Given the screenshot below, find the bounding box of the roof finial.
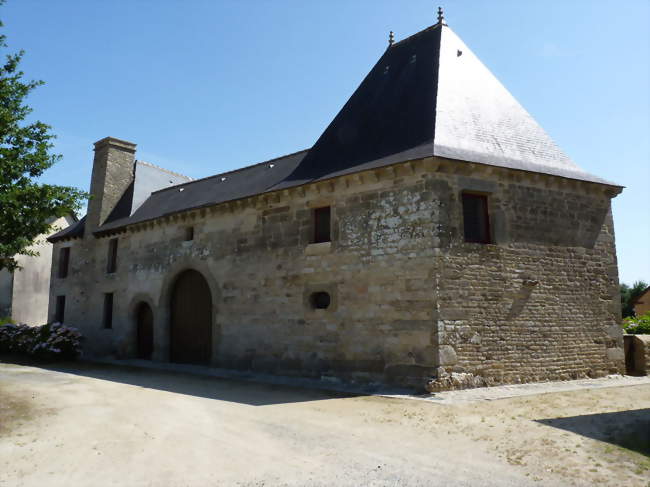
[437,6,446,25]
[388,30,394,47]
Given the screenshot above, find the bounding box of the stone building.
[48,14,625,388]
[0,215,76,325]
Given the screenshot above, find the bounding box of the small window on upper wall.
[107,238,118,273]
[55,295,66,323]
[184,226,194,241]
[103,293,114,329]
[462,193,491,244]
[313,206,331,243]
[58,247,70,279]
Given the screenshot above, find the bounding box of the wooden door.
[170,270,212,365]
[136,302,154,360]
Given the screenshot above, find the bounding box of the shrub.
[0,322,82,360]
[0,316,14,325]
[623,313,650,335]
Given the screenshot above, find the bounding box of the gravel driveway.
[1,361,648,487]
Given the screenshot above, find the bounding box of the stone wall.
[49,157,624,388]
[624,334,650,376]
[433,175,623,383]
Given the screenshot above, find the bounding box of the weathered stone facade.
[48,17,626,390]
[49,155,624,388]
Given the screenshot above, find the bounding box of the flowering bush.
[623,313,650,335]
[0,322,82,359]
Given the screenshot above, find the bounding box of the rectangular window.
[103,293,114,329]
[55,295,66,323]
[58,247,70,279]
[106,238,118,273]
[184,226,194,241]
[462,193,491,244]
[313,206,331,243]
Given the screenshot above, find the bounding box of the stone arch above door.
[158,259,221,366]
[169,269,212,364]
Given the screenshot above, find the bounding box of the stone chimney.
[86,137,137,234]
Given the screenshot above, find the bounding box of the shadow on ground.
[0,356,360,407]
[537,409,650,457]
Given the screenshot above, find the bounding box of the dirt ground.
[0,362,648,487]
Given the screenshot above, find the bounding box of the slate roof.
[48,215,86,242]
[276,23,615,188]
[95,149,309,235]
[50,20,619,242]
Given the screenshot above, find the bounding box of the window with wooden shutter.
[462,193,491,244]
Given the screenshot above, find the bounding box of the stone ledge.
[305,241,332,256]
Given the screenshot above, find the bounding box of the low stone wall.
[624,334,650,376]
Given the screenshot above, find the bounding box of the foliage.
[0,2,86,272]
[0,316,13,325]
[0,322,82,359]
[620,280,648,318]
[623,313,650,335]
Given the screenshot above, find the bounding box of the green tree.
[620,280,648,319]
[0,2,86,272]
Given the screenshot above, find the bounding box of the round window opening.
[310,291,331,310]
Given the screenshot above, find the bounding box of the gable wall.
[5,215,75,325]
[49,158,624,387]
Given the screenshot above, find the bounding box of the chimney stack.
[86,137,137,234]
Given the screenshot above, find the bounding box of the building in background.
[0,215,77,325]
[632,287,650,316]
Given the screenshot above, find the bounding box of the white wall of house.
[0,269,13,319]
[5,215,75,325]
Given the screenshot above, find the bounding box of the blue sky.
[3,0,649,285]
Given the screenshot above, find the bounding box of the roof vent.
[383,65,390,75]
[410,54,417,63]
[221,177,227,182]
[179,187,185,192]
[269,163,275,168]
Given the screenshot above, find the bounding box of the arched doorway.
[136,302,154,360]
[170,269,212,365]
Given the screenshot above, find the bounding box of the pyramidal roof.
[274,17,615,188]
[53,14,618,241]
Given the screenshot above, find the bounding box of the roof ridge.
[149,148,311,196]
[136,160,194,180]
[391,23,440,48]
